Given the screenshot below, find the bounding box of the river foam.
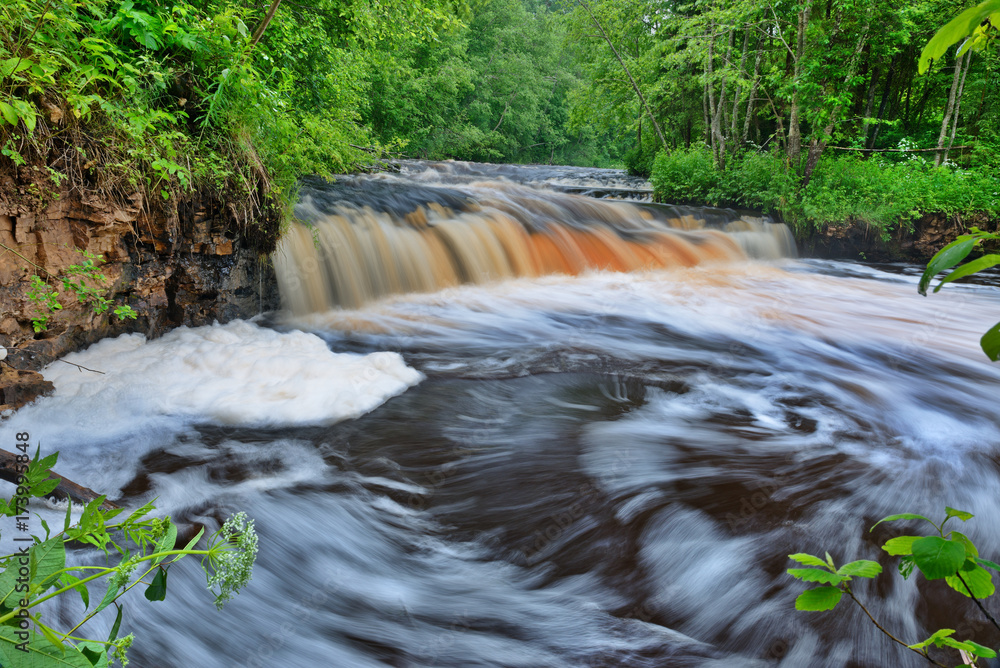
[42,319,423,428]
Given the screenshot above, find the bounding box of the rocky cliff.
[0,186,279,412]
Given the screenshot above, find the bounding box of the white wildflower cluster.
[205,512,258,610]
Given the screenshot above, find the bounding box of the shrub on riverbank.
[651,146,1000,237]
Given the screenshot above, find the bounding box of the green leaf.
[919,238,977,295]
[787,568,846,584]
[76,641,108,667]
[950,531,979,558]
[37,622,66,651]
[0,625,93,667]
[0,101,17,126]
[144,568,168,602]
[898,555,916,579]
[981,321,1000,361]
[152,522,177,566]
[59,573,89,609]
[788,553,830,568]
[946,565,995,598]
[107,604,123,642]
[181,526,205,552]
[31,538,66,589]
[944,507,974,522]
[940,636,977,652]
[837,560,882,578]
[794,586,843,611]
[935,256,1000,292]
[919,0,1000,74]
[883,536,920,556]
[93,580,121,616]
[912,536,967,580]
[965,640,998,658]
[975,557,1000,572]
[909,628,955,650]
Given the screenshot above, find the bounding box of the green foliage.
[788,507,1000,667]
[26,250,136,333]
[919,0,1000,73]
[920,228,1000,360]
[650,147,999,237]
[0,448,257,666]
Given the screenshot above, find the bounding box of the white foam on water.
[40,319,423,428]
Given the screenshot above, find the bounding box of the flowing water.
[4,161,1000,667]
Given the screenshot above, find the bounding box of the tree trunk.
[578,0,668,151]
[935,50,971,166]
[743,34,764,145]
[802,26,870,186]
[249,0,282,50]
[869,54,898,148]
[942,51,972,164]
[861,67,880,147]
[787,2,812,167]
[730,28,751,152]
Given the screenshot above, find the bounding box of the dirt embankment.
[0,183,280,411]
[798,212,998,262]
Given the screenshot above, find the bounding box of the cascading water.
[3,161,999,668]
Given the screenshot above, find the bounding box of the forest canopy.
[0,0,996,224]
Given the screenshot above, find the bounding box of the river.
[4,161,1000,667]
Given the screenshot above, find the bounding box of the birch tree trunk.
[935,50,971,166]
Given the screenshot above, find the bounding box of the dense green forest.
[0,0,997,233]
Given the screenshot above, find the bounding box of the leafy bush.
[788,507,999,667]
[650,145,719,204]
[0,447,257,666]
[651,147,1000,237]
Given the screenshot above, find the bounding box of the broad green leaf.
[909,628,955,650]
[919,0,1000,73]
[144,568,168,602]
[0,101,17,126]
[940,636,977,652]
[32,538,66,589]
[944,507,974,522]
[37,622,66,651]
[837,560,882,578]
[981,321,1000,361]
[59,573,89,609]
[0,626,93,667]
[787,568,846,584]
[975,557,1000,572]
[0,562,20,606]
[882,536,920,556]
[945,565,994,598]
[76,641,109,667]
[919,238,977,295]
[951,531,979,558]
[794,586,843,611]
[870,513,935,531]
[965,640,998,658]
[788,553,829,568]
[912,536,966,580]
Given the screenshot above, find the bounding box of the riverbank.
[0,179,280,411]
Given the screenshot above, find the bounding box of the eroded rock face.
[798,213,998,263]
[0,187,279,408]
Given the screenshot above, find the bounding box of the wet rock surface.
[0,186,279,409]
